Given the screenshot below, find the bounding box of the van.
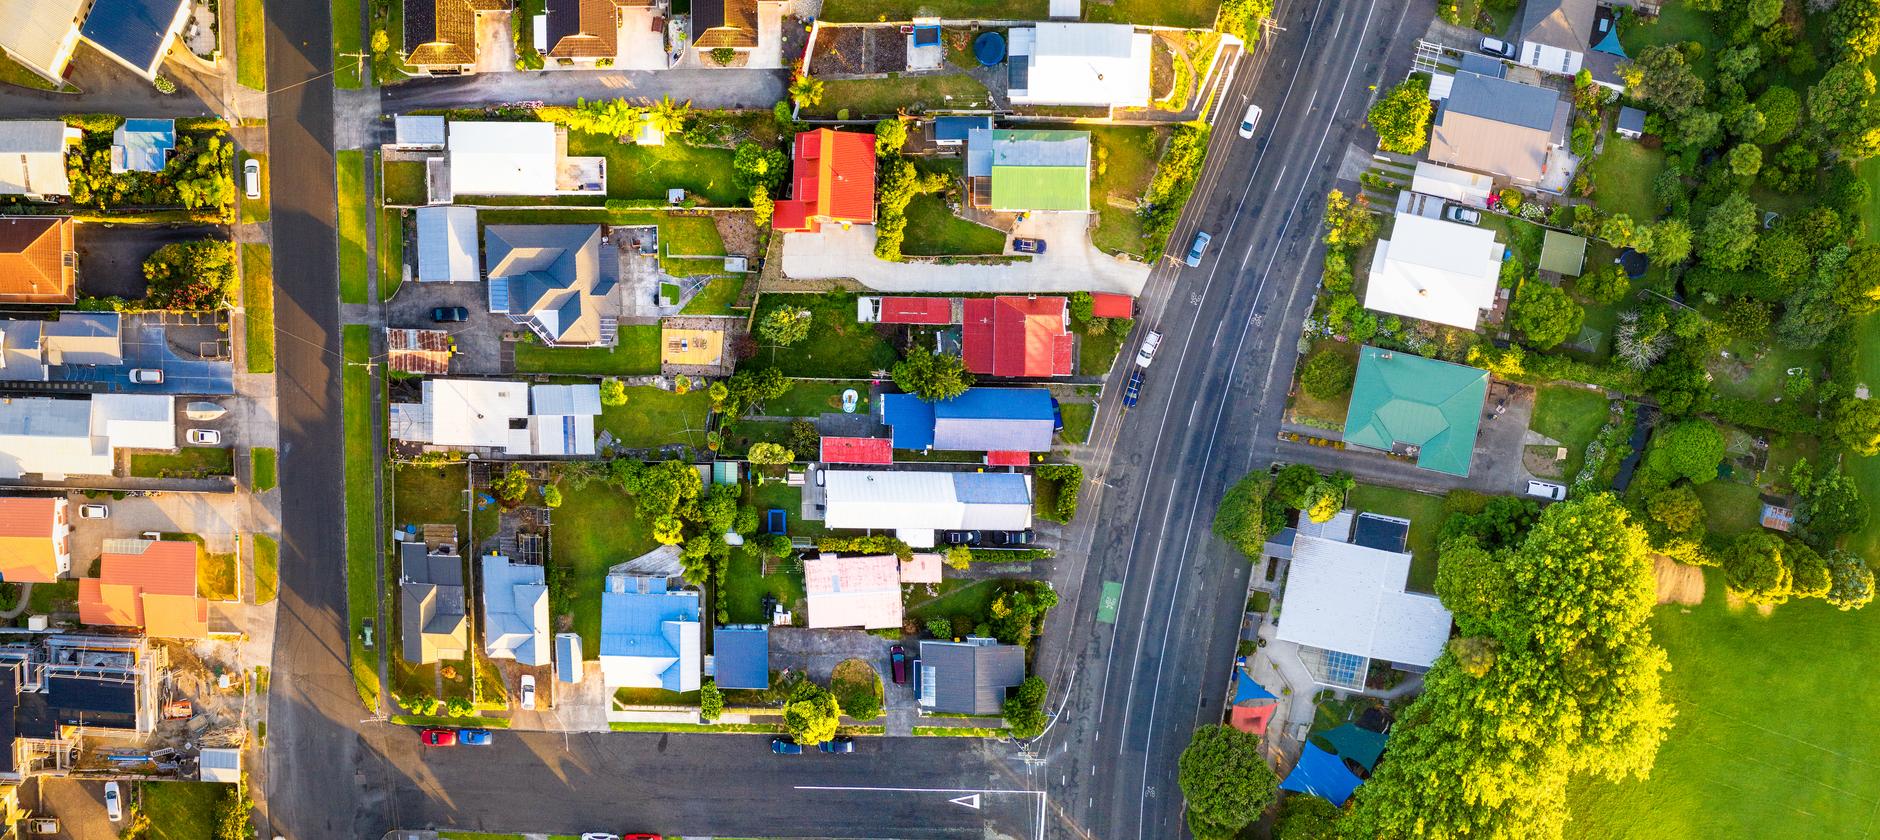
[1525,480,1566,501]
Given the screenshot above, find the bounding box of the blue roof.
[884,388,1055,451]
[555,633,582,683]
[938,387,1055,420]
[934,116,994,142]
[712,626,770,689]
[954,472,1032,505]
[81,0,186,75]
[1234,670,1276,704]
[113,119,174,173]
[1279,744,1364,805]
[882,393,937,450]
[600,590,700,692]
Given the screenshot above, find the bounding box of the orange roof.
[776,129,876,233]
[76,540,208,639]
[0,497,64,584]
[985,450,1031,466]
[878,297,954,325]
[1088,292,1133,319]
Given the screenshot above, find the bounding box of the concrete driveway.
[75,223,230,299]
[65,490,242,562]
[616,8,670,71]
[385,282,508,375]
[474,11,516,74]
[507,660,610,732]
[779,218,1152,295]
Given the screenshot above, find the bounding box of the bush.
[600,379,628,406]
[1037,464,1083,522]
[1003,676,1048,739]
[830,659,883,722]
[1137,124,1211,258]
[699,679,724,722]
[1298,349,1355,399]
[63,113,124,132]
[1368,77,1433,154]
[143,240,236,310]
[1214,472,1283,559]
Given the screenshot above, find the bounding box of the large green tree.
[1177,724,1280,840]
[1367,77,1433,154]
[1624,45,1706,117]
[1214,472,1284,559]
[891,347,975,402]
[1003,676,1049,738]
[1644,420,1725,485]
[783,681,842,745]
[1510,281,1584,349]
[1698,193,1760,271]
[144,240,237,310]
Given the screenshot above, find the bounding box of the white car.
[1444,205,1482,226]
[1135,331,1163,368]
[1238,104,1264,139]
[78,504,109,519]
[103,781,122,822]
[185,429,222,446]
[185,401,227,421]
[1525,480,1567,501]
[129,368,163,384]
[519,674,537,711]
[1479,36,1515,58]
[244,158,261,200]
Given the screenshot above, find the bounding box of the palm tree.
[789,76,826,108]
[649,96,692,135]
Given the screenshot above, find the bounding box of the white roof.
[198,747,241,783]
[448,122,558,196]
[530,383,602,416]
[1011,24,1152,108]
[803,554,904,630]
[418,379,530,449]
[0,394,171,480]
[395,115,447,147]
[1410,162,1495,208]
[416,206,479,282]
[91,394,176,450]
[481,555,549,666]
[1364,212,1504,329]
[1275,534,1453,667]
[0,2,84,80]
[527,414,596,456]
[0,122,76,197]
[820,470,1033,539]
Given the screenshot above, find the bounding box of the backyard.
[513,326,662,375]
[1528,385,1611,480]
[902,193,1009,256]
[553,486,657,650]
[597,386,712,450]
[747,292,901,377]
[804,74,993,118]
[759,380,865,418]
[1344,484,1447,592]
[906,578,1000,627]
[746,480,826,538]
[1585,140,1666,223]
[392,463,472,538]
[1692,479,1762,538]
[565,131,745,206]
[1090,125,1170,257]
[720,548,806,624]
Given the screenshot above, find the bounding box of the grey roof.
[484,224,616,345]
[530,383,601,416]
[416,206,479,282]
[1444,72,1561,131]
[1520,0,1595,52]
[0,122,70,154]
[42,313,122,366]
[932,416,1055,452]
[919,639,1025,715]
[395,115,448,147]
[954,472,1034,505]
[1617,106,1646,134]
[1458,53,1504,78]
[400,542,467,664]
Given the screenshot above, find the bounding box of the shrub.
[1298,349,1354,399]
[1037,464,1083,522]
[1367,76,1433,154]
[699,679,724,722]
[830,659,883,722]
[1003,676,1048,738]
[143,240,237,310]
[600,379,628,406]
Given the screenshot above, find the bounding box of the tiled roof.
[775,129,876,233]
[820,436,893,465]
[405,0,506,67]
[77,539,208,639]
[962,296,1073,378]
[0,497,61,584]
[692,0,758,48]
[986,450,1030,466]
[544,0,623,59]
[878,296,953,324]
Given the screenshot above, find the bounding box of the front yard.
[383,160,428,207]
[747,292,901,377]
[513,326,662,375]
[1090,125,1171,257]
[1528,385,1611,480]
[129,448,235,479]
[142,781,232,840]
[1287,339,1360,431]
[804,74,993,118]
[902,193,1009,256]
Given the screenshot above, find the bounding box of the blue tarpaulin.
[1280,744,1364,805]
[1234,670,1276,704]
[1323,723,1388,772]
[1594,25,1627,57]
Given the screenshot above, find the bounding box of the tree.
[1835,0,1880,60]
[1321,189,1376,248]
[1699,193,1760,271]
[1724,532,1795,604]
[708,380,730,407]
[1644,420,1725,485]
[490,467,531,505]
[1833,397,1880,455]
[1834,244,1880,314]
[1755,85,1802,144]
[1510,281,1584,349]
[600,379,628,406]
[874,117,907,157]
[1789,459,1869,544]
[945,544,972,570]
[143,240,237,310]
[1726,143,1762,177]
[732,141,786,193]
[1434,536,1508,634]
[787,419,820,461]
[758,306,811,346]
[1003,676,1049,738]
[1810,61,1880,152]
[1826,550,1876,610]
[1177,725,1280,840]
[539,485,563,508]
[1298,349,1355,399]
[1439,495,1541,552]
[1215,473,1284,559]
[782,681,841,746]
[746,442,795,465]
[986,581,1058,646]
[1651,218,1693,265]
[788,75,824,108]
[699,679,724,722]
[1575,264,1631,304]
[1647,484,1706,535]
[1274,794,1342,840]
[750,184,774,227]
[1303,481,1343,523]
[652,513,685,545]
[648,96,691,134]
[891,347,975,402]
[1625,45,1706,117]
[1367,76,1433,154]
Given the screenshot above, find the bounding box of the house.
[1342,346,1489,477]
[0,2,89,84]
[198,748,241,783]
[774,129,876,234]
[962,296,1074,378]
[1007,23,1152,109]
[965,129,1090,212]
[481,554,549,666]
[76,539,209,639]
[1364,212,1504,330]
[0,394,173,481]
[803,554,903,630]
[416,206,479,282]
[485,225,621,347]
[917,638,1025,715]
[598,550,701,691]
[399,541,468,664]
[0,217,76,304]
[691,0,760,57]
[0,312,124,381]
[711,626,769,690]
[1275,530,1453,688]
[542,0,627,63]
[528,383,602,455]
[1408,162,1496,209]
[818,469,1032,548]
[386,328,453,375]
[1616,105,1646,139]
[819,436,893,465]
[0,122,80,200]
[1517,0,1628,87]
[0,497,70,584]
[1427,71,1570,188]
[110,119,174,173]
[403,0,510,75]
[858,296,955,325]
[882,387,1056,453]
[389,379,600,456]
[0,635,159,778]
[77,0,192,80]
[446,121,605,198]
[931,115,993,147]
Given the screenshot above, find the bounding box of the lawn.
[392,463,471,536]
[1287,340,1359,430]
[1585,140,1665,222]
[721,548,806,624]
[187,535,239,603]
[142,781,229,840]
[902,193,1009,256]
[759,380,861,418]
[238,151,270,222]
[254,534,279,604]
[1693,479,1764,538]
[1345,484,1448,592]
[680,276,743,315]
[1530,385,1611,480]
[805,74,992,118]
[378,185,405,302]
[746,480,827,537]
[564,131,745,206]
[1084,0,1221,27]
[553,486,657,651]
[820,0,1047,20]
[1076,321,1129,377]
[1710,343,1821,403]
[343,325,380,713]
[598,387,712,450]
[906,579,999,626]
[235,0,267,90]
[747,292,900,377]
[251,446,278,491]
[513,326,661,375]
[129,448,235,479]
[1059,402,1096,444]
[1090,125,1169,257]
[241,243,274,374]
[331,0,363,89]
[383,160,428,207]
[662,213,727,256]
[337,150,369,304]
[27,580,77,615]
[1568,574,1880,839]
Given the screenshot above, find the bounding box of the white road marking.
[951,794,983,810]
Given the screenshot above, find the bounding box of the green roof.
[1539,230,1587,277]
[989,164,1089,211]
[1342,346,1489,476]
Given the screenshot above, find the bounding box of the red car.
[889,644,908,685]
[624,835,663,840]
[420,728,458,746]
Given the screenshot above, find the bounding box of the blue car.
[1051,397,1064,432]
[1123,369,1144,409]
[771,737,803,755]
[819,737,855,754]
[1184,231,1213,267]
[458,729,493,746]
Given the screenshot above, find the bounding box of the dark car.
[989,530,1034,547]
[1012,237,1047,254]
[942,530,980,546]
[889,644,909,684]
[420,728,457,747]
[1051,397,1065,432]
[1123,368,1144,408]
[432,306,470,323]
[819,737,856,754]
[771,737,803,755]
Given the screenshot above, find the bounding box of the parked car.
[186,429,222,446]
[1012,237,1047,254]
[420,728,458,747]
[889,644,908,684]
[621,835,662,840]
[1479,36,1515,58]
[1525,480,1567,501]
[78,504,108,519]
[27,818,58,835]
[459,729,493,746]
[1238,104,1264,139]
[819,737,856,754]
[361,618,375,649]
[1444,205,1482,225]
[184,401,227,421]
[104,781,123,821]
[1183,231,1213,267]
[1123,368,1144,409]
[244,158,261,200]
[1136,330,1163,368]
[129,368,163,385]
[942,530,981,546]
[580,835,621,840]
[520,674,537,710]
[1051,397,1065,432]
[989,530,1034,547]
[432,306,470,323]
[770,737,803,755]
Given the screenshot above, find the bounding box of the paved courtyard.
[779,214,1152,295]
[65,490,243,559]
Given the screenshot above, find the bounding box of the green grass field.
[236,0,267,90]
[758,380,858,417]
[241,243,275,373]
[337,151,369,303]
[553,487,657,650]
[332,0,363,89]
[599,386,711,450]
[820,0,1047,19]
[680,276,743,315]
[1693,479,1763,537]
[1059,402,1096,444]
[251,447,277,491]
[1345,484,1447,592]
[382,160,427,207]
[342,325,380,712]
[1531,385,1610,480]
[239,151,270,222]
[143,781,229,840]
[253,534,279,604]
[565,131,746,206]
[378,172,405,301]
[1083,0,1221,27]
[722,548,807,624]
[747,292,900,377]
[1090,125,1169,257]
[902,193,1009,256]
[804,74,992,117]
[1586,141,1665,223]
[513,326,661,375]
[129,448,235,478]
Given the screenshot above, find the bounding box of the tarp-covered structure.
[1279,743,1364,805]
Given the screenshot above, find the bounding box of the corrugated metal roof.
[711,626,770,689]
[1275,533,1452,667]
[820,436,893,464]
[80,0,187,76]
[417,206,479,282]
[1444,72,1561,132]
[1342,346,1488,476]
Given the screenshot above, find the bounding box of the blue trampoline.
[974,31,1007,66]
[1279,744,1364,805]
[765,508,788,535]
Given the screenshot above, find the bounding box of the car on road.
[942,530,980,546]
[432,306,470,323]
[1012,237,1047,254]
[989,530,1033,547]
[129,368,164,385]
[770,737,803,755]
[420,728,458,747]
[1136,330,1163,367]
[819,737,855,754]
[244,158,261,200]
[104,781,122,822]
[1444,205,1482,225]
[1525,480,1567,501]
[621,834,661,840]
[889,644,908,684]
[185,401,227,421]
[1123,368,1144,409]
[185,429,222,446]
[78,504,109,519]
[1479,36,1515,58]
[458,729,493,746]
[580,835,620,840]
[1183,231,1212,267]
[520,674,537,710]
[1238,104,1264,139]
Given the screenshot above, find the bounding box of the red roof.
[820,436,894,464]
[879,297,954,324]
[986,451,1031,466]
[962,296,1074,378]
[776,129,877,233]
[1089,292,1134,319]
[77,540,209,639]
